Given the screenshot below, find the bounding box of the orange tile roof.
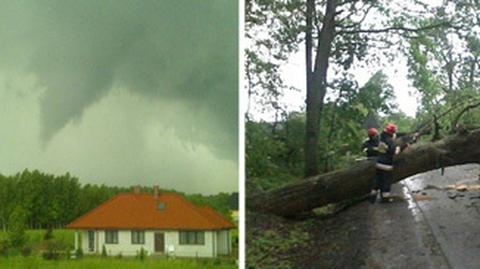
[66,192,235,230]
[198,206,236,227]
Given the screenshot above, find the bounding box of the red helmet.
[383,123,397,134]
[367,128,378,137]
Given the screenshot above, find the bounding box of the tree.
[7,206,27,249]
[248,129,480,216]
[0,174,10,231]
[405,1,480,133]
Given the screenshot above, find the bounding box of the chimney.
[132,185,141,194]
[153,185,159,199]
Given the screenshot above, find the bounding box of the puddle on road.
[402,183,423,223]
[401,164,480,223]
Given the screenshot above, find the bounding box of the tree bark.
[248,129,480,217]
[450,101,480,130]
[305,0,313,91]
[304,0,338,177]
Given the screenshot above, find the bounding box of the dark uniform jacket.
[376,132,396,165]
[362,137,379,157]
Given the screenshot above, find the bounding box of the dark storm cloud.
[0,0,238,160]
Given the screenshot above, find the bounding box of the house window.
[179,231,205,245]
[157,202,166,210]
[131,230,145,244]
[105,230,118,244]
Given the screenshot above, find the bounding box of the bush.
[75,247,83,259]
[21,244,32,257]
[44,227,54,240]
[0,240,10,256]
[116,252,123,259]
[7,206,27,249]
[42,249,60,260]
[137,247,146,260]
[42,239,67,260]
[64,246,72,260]
[101,245,107,258]
[214,258,222,265]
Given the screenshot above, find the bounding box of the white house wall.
[164,230,215,258]
[78,230,101,254]
[102,230,155,256]
[216,230,230,255]
[78,229,221,258]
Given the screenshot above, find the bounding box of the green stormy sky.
[0,0,238,194]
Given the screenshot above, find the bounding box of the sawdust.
[414,194,434,201]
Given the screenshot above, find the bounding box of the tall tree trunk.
[304,0,338,177]
[469,56,477,88]
[305,0,313,92]
[249,129,480,217]
[245,58,254,121]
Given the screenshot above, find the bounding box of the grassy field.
[0,229,74,248]
[0,256,237,269]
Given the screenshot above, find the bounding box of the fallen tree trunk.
[248,129,480,217]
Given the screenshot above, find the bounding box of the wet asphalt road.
[403,164,480,269]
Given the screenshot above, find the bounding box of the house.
[66,186,235,258]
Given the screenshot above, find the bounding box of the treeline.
[0,169,236,230]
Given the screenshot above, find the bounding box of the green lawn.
[0,256,237,269]
[0,229,74,248]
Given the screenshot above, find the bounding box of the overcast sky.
[0,0,238,195]
[277,50,419,118]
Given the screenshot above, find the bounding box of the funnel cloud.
[0,0,238,194]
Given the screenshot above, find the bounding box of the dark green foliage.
[75,247,83,259]
[64,246,72,260]
[42,239,67,260]
[187,192,233,220]
[44,227,54,240]
[20,244,32,257]
[116,252,123,259]
[0,240,9,256]
[101,245,107,258]
[7,206,27,249]
[137,247,146,261]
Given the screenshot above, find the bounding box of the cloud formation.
[0,0,238,160]
[0,0,238,193]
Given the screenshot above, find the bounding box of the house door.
[154,233,164,253]
[88,230,95,252]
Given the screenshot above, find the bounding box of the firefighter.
[368,123,401,203]
[362,128,380,158]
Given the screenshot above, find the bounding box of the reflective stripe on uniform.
[375,163,394,171]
